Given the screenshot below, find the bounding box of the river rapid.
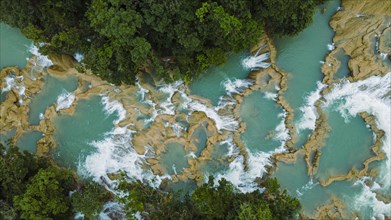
[1,0,390,219]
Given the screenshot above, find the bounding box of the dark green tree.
[237,203,272,220]
[71,182,111,219]
[252,0,317,36]
[118,176,301,220]
[0,144,48,204]
[261,178,301,219]
[191,177,237,219]
[13,167,76,220]
[1,0,321,84]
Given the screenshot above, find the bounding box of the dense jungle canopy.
[0,0,321,84]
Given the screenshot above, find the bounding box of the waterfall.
[242,52,271,70]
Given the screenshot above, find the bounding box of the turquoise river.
[1,0,390,219]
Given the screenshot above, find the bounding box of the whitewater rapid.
[322,73,391,218]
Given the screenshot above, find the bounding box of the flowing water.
[1,0,391,217]
[53,95,118,169]
[274,0,341,147]
[0,23,31,104]
[0,23,32,69]
[189,52,250,105]
[29,74,78,124]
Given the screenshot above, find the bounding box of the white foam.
[213,110,289,193]
[187,100,238,131]
[214,155,248,190]
[171,123,186,137]
[327,43,335,51]
[264,92,278,101]
[143,102,158,127]
[155,80,240,132]
[323,73,391,189]
[157,80,183,115]
[98,202,126,220]
[371,181,382,191]
[185,152,197,158]
[28,44,53,68]
[74,53,84,62]
[135,80,160,126]
[74,212,84,220]
[213,133,277,193]
[172,164,178,175]
[216,96,237,111]
[81,126,161,188]
[295,177,318,197]
[56,91,75,111]
[380,53,388,60]
[222,78,253,96]
[220,134,237,157]
[2,75,26,104]
[173,89,238,131]
[273,111,290,153]
[101,96,127,124]
[135,80,149,102]
[323,73,391,218]
[17,85,26,96]
[2,75,16,93]
[297,81,327,132]
[353,178,391,218]
[242,53,271,70]
[80,95,165,189]
[222,110,289,192]
[215,152,272,193]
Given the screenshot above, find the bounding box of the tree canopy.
[0,144,48,204]
[13,167,75,220]
[118,176,301,220]
[0,144,110,220]
[1,0,321,84]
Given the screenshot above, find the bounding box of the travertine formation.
[0,0,389,218]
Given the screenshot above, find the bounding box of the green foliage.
[0,143,114,219]
[87,0,142,40]
[1,0,320,84]
[237,203,272,220]
[118,179,194,220]
[118,176,302,220]
[0,144,48,204]
[253,0,317,36]
[13,167,75,220]
[72,182,111,219]
[118,181,147,219]
[261,178,302,219]
[192,177,237,219]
